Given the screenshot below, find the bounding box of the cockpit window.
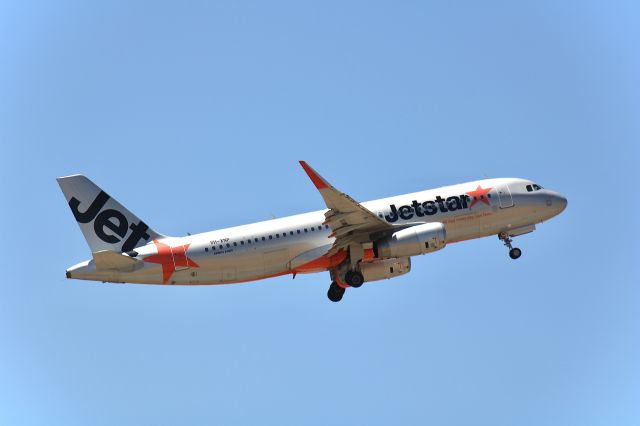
[526,184,533,192]
[527,183,543,192]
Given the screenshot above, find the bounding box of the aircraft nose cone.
[548,192,567,215]
[557,194,568,213]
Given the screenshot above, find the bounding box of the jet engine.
[360,257,411,282]
[374,222,446,259]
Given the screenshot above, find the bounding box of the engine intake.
[374,222,446,259]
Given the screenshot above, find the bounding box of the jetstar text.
[384,195,475,223]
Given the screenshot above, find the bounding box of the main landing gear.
[327,282,345,302]
[327,270,365,302]
[344,270,364,288]
[499,232,522,260]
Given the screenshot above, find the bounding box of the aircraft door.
[496,184,514,208]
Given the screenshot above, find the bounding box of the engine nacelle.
[374,222,446,259]
[360,257,411,282]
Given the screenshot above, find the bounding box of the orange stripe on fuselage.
[292,247,375,274]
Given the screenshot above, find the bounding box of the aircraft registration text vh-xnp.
[58,161,567,302]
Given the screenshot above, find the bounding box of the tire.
[345,270,364,288]
[327,282,345,302]
[509,247,522,259]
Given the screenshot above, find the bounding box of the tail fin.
[57,175,165,253]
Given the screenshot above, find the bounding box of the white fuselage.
[66,177,567,285]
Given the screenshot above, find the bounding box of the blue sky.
[1,1,638,425]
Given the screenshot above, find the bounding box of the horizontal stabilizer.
[92,250,141,271]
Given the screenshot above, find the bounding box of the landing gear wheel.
[327,282,345,302]
[499,232,523,260]
[509,247,522,259]
[344,271,364,288]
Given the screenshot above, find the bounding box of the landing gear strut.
[327,281,345,302]
[499,232,522,260]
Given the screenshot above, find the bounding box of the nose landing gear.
[499,232,522,260]
[509,247,522,259]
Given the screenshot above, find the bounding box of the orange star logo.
[143,240,199,284]
[466,185,493,208]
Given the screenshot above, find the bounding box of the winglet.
[299,161,329,189]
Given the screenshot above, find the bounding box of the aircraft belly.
[198,250,265,284]
[441,206,507,242]
[144,239,324,285]
[234,251,267,282]
[262,248,291,276]
[444,205,537,242]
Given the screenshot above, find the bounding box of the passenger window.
[297,230,300,234]
[248,240,251,244]
[205,247,209,252]
[262,237,266,241]
[226,243,230,248]
[276,234,280,238]
[233,242,237,246]
[219,245,223,250]
[240,241,244,245]
[290,231,294,236]
[304,228,308,232]
[269,235,272,239]
[255,238,258,242]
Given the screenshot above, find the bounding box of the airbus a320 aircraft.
[58,162,567,302]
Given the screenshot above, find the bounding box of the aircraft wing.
[299,161,393,258]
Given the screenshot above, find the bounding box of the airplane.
[58,161,567,302]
